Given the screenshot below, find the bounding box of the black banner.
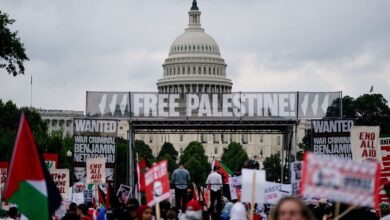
[311,119,354,158]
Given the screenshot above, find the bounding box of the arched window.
[209,67,211,75]
[213,67,215,75]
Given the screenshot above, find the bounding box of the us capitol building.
[40,0,307,164]
[124,0,307,162]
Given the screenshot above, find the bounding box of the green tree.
[158,142,178,161]
[296,129,312,161]
[115,138,129,188]
[0,100,48,160]
[158,153,178,176]
[221,142,249,172]
[0,11,29,76]
[263,153,282,182]
[355,94,390,133]
[180,141,210,184]
[135,140,154,161]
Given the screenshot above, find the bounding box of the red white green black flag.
[4,114,62,220]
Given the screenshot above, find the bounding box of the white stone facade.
[37,109,84,137]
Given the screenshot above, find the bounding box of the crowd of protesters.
[2,161,389,220]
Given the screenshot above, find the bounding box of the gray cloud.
[0,0,389,110]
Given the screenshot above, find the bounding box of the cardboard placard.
[351,126,381,163]
[0,162,8,185]
[241,169,266,203]
[43,153,59,169]
[50,169,70,200]
[300,153,381,208]
[145,160,171,206]
[229,176,242,201]
[291,161,303,195]
[117,184,132,204]
[264,182,291,204]
[86,158,106,184]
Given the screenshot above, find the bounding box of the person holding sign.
[206,165,223,216]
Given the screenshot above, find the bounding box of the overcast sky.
[1,0,389,111]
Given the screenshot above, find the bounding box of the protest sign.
[0,162,8,185]
[241,169,266,203]
[73,118,117,183]
[379,137,390,203]
[229,176,242,201]
[43,153,58,169]
[72,192,84,205]
[50,169,70,200]
[86,158,106,184]
[351,126,381,163]
[145,160,171,207]
[117,184,132,204]
[264,182,291,204]
[300,153,381,208]
[311,119,354,158]
[291,161,303,195]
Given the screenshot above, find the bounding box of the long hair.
[270,196,315,220]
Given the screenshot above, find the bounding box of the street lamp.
[66,150,72,158]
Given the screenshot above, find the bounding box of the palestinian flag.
[4,114,62,220]
[137,158,150,192]
[211,160,233,184]
[97,185,106,208]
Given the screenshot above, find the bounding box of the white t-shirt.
[206,172,223,192]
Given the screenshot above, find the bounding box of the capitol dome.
[157,0,232,93]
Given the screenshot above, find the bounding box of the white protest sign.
[291,161,303,195]
[241,169,266,203]
[264,182,291,204]
[50,169,70,200]
[86,157,106,184]
[229,176,242,200]
[301,153,381,208]
[72,192,85,205]
[351,126,381,163]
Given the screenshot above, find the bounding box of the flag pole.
[30,74,33,108]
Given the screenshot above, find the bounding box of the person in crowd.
[77,204,92,220]
[270,197,315,220]
[230,202,247,220]
[166,208,177,220]
[7,207,19,220]
[220,202,233,220]
[126,198,140,220]
[86,202,97,219]
[62,202,80,220]
[160,200,171,220]
[206,166,223,216]
[180,200,203,220]
[137,205,153,220]
[172,162,191,212]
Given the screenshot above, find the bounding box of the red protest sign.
[380,137,390,203]
[0,162,8,185]
[145,160,171,207]
[300,153,381,209]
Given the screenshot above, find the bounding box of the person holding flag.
[3,114,62,220]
